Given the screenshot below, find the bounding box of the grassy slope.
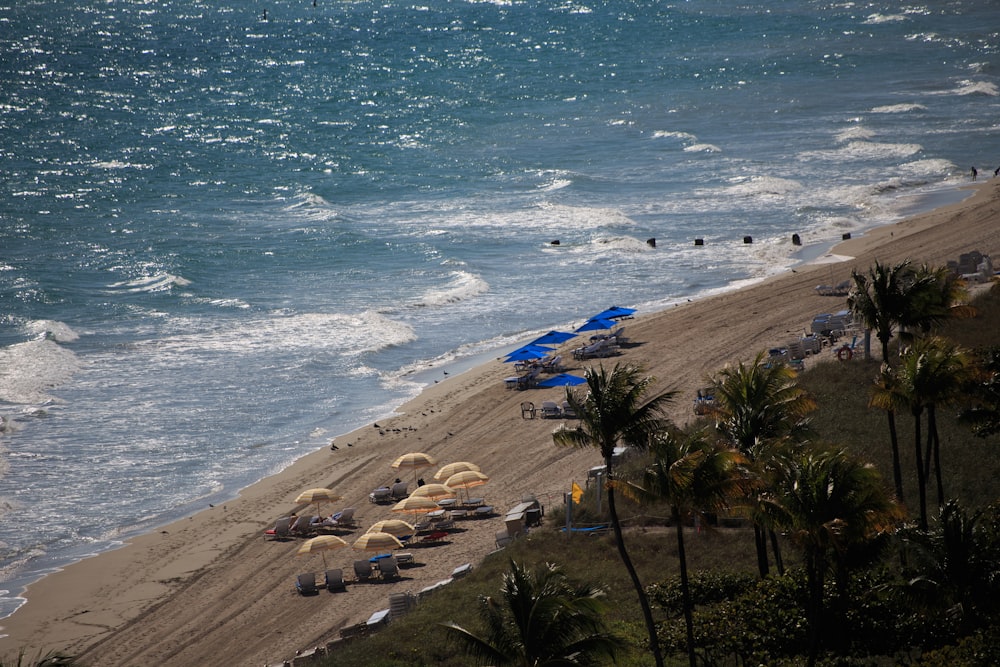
[321,285,1000,667]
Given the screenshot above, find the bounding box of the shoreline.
[2,179,998,665]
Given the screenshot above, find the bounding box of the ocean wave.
[835,125,875,142]
[863,13,907,24]
[0,339,79,405]
[107,273,191,293]
[414,270,489,307]
[869,103,927,113]
[651,130,698,142]
[799,141,922,161]
[683,143,722,153]
[25,320,79,344]
[722,175,804,198]
[952,80,999,96]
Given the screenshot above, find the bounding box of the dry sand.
[2,180,998,666]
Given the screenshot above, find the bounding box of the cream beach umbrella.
[409,483,457,501]
[296,534,348,569]
[366,519,416,540]
[353,531,404,553]
[391,452,437,484]
[295,487,342,516]
[433,461,481,481]
[391,495,440,518]
[445,470,490,503]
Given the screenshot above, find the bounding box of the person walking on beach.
[971,166,978,181]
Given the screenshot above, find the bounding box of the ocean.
[1,0,998,620]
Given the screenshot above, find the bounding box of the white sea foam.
[869,103,926,113]
[0,339,79,405]
[683,143,721,153]
[414,270,490,307]
[835,125,875,142]
[25,320,79,344]
[863,13,907,24]
[107,273,191,293]
[799,141,922,162]
[951,80,999,96]
[722,175,804,198]
[651,130,698,142]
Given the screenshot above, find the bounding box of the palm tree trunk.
[929,407,945,506]
[753,525,770,578]
[886,409,905,503]
[607,482,665,667]
[768,529,785,576]
[913,410,928,530]
[673,506,697,667]
[805,550,824,667]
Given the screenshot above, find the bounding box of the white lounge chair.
[540,401,561,418]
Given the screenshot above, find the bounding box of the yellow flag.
[571,481,583,504]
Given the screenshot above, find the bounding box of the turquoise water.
[1,0,998,619]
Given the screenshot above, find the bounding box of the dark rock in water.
[792,233,801,246]
[743,235,753,244]
[646,237,656,248]
[550,239,560,245]
[694,238,704,246]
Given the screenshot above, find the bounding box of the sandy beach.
[2,180,998,666]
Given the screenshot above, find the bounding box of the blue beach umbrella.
[504,347,550,363]
[536,373,587,388]
[589,306,636,321]
[575,318,617,333]
[529,330,577,347]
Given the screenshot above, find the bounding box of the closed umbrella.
[409,483,457,501]
[296,534,348,569]
[433,461,481,481]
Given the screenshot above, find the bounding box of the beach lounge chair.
[366,609,390,628]
[495,529,513,549]
[332,507,357,528]
[520,401,536,419]
[354,559,374,582]
[264,516,293,540]
[369,487,392,503]
[377,556,399,580]
[540,401,561,418]
[421,530,448,544]
[324,568,346,592]
[390,481,409,500]
[290,515,317,537]
[395,552,414,567]
[296,572,319,596]
[560,400,577,418]
[541,355,563,373]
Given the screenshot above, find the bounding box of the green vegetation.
[317,278,1000,666]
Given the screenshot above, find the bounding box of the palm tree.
[709,351,816,577]
[619,429,748,667]
[897,337,971,526]
[847,259,922,365]
[868,363,906,504]
[762,446,901,667]
[554,362,675,667]
[441,560,623,666]
[903,264,976,337]
[898,500,1000,635]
